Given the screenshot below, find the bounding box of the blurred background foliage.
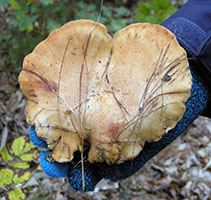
[134,0,177,24]
[0,0,177,73]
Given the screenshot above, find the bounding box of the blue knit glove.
[30,126,102,191]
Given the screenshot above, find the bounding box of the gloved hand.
[30,0,211,191]
[30,65,209,191]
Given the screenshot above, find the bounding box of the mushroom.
[18,20,192,165]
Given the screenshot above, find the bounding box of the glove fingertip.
[40,151,70,178]
[68,164,101,192]
[30,126,47,148]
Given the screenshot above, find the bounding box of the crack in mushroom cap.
[18,20,192,164]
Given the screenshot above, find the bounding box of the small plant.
[0,0,67,70]
[0,136,38,200]
[0,169,30,200]
[134,0,177,24]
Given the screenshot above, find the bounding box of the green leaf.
[18,1,29,12]
[9,0,21,10]
[134,0,177,24]
[13,172,31,186]
[11,136,25,157]
[77,1,87,9]
[46,17,61,32]
[86,4,96,12]
[51,4,67,21]
[20,153,35,161]
[115,6,129,16]
[59,6,67,23]
[11,13,39,32]
[8,188,25,200]
[103,7,112,18]
[99,16,108,24]
[22,142,34,153]
[0,168,14,187]
[0,0,9,6]
[26,23,33,32]
[0,146,12,162]
[39,0,54,6]
[156,0,171,9]
[109,19,128,33]
[31,4,40,14]
[12,162,30,169]
[36,165,42,171]
[0,33,12,40]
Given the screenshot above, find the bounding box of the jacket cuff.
[161,17,211,118]
[162,17,208,59]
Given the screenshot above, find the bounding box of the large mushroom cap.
[19,20,192,164]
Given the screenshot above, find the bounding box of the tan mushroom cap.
[18,20,192,164]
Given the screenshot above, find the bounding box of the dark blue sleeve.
[161,0,211,117]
